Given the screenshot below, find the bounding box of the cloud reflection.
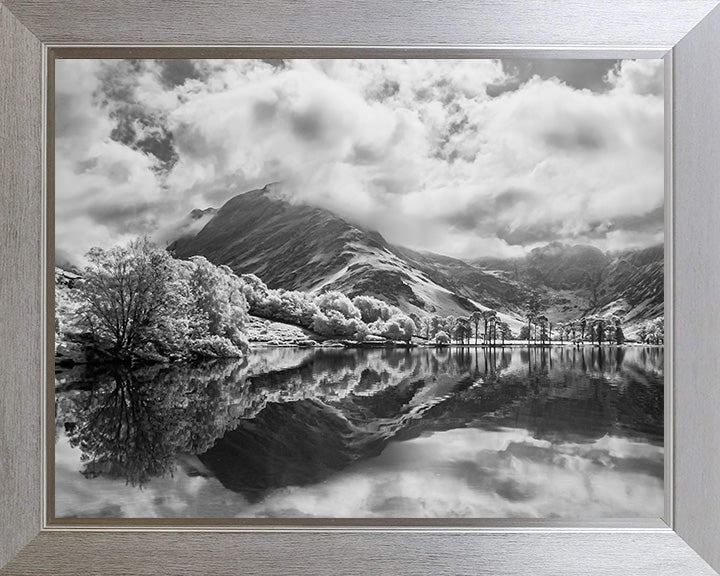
[55,426,663,519]
[238,428,663,518]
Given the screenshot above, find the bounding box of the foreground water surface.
[55,345,664,519]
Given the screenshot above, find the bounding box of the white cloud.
[55,58,664,263]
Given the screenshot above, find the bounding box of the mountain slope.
[170,185,523,321]
[476,242,664,332]
[170,185,663,330]
[588,245,664,329]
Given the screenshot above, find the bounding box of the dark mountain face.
[475,242,609,293]
[172,186,362,291]
[592,245,664,324]
[169,186,663,328]
[474,242,664,329]
[169,186,520,318]
[526,242,608,291]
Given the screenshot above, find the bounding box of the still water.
[55,346,664,519]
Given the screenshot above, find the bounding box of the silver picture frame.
[1,1,719,574]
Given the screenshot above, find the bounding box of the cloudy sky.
[55,58,664,264]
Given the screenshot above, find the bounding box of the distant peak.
[262,181,283,192]
[189,207,217,220]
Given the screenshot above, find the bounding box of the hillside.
[170,185,663,332]
[170,185,523,324]
[476,242,664,332]
[588,245,664,330]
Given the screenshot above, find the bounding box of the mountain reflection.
[55,346,664,517]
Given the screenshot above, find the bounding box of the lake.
[54,345,664,519]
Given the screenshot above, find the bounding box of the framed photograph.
[51,53,670,526]
[2,1,720,575]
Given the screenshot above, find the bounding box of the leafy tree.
[420,316,432,340]
[435,331,450,346]
[354,322,370,342]
[525,290,544,345]
[399,316,416,342]
[593,316,606,346]
[638,316,663,344]
[314,291,361,320]
[470,311,483,346]
[611,314,625,345]
[482,310,497,345]
[536,314,549,346]
[443,315,457,336]
[238,273,269,309]
[312,309,358,338]
[353,295,392,323]
[497,321,511,345]
[579,317,588,342]
[184,256,249,347]
[80,238,177,358]
[383,319,403,341]
[454,319,470,345]
[519,324,531,341]
[430,316,443,338]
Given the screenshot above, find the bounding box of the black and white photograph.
[53,57,665,519]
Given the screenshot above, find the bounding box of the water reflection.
[55,346,664,518]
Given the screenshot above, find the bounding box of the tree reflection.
[63,362,248,486]
[57,345,664,492]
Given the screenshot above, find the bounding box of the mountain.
[589,245,664,327]
[170,185,524,325]
[476,242,664,332]
[169,185,663,331]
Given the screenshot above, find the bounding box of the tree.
[354,322,370,342]
[579,317,587,342]
[497,321,511,345]
[518,324,528,339]
[536,314,549,346]
[454,318,471,345]
[435,331,450,346]
[383,319,403,341]
[315,291,361,320]
[525,290,543,345]
[430,315,443,339]
[555,322,565,344]
[444,315,457,337]
[584,315,606,346]
[185,256,249,346]
[639,316,664,344]
[482,309,497,345]
[652,316,664,344]
[525,314,535,346]
[238,273,269,309]
[312,309,359,338]
[353,295,392,323]
[400,316,416,343]
[382,314,415,342]
[611,314,625,345]
[81,238,176,358]
[470,311,483,346]
[419,316,431,340]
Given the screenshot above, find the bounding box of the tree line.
[520,289,626,346]
[56,239,662,363]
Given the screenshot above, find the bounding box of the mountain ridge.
[169,186,663,332]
